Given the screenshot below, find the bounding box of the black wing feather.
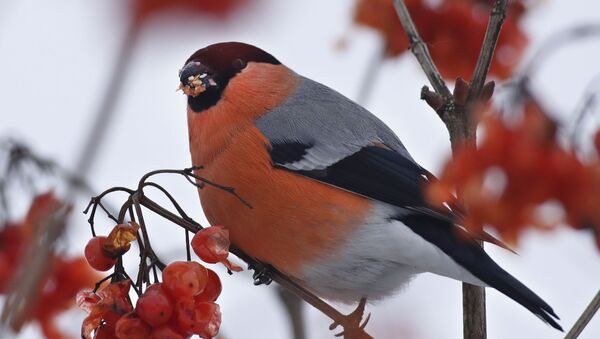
[272,144,429,208]
[267,141,562,331]
[400,214,562,331]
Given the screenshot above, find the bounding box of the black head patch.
[181,42,281,112]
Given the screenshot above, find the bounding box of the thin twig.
[565,289,600,339]
[392,0,451,99]
[466,0,508,102]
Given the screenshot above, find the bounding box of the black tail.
[398,214,563,331]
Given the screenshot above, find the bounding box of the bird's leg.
[330,297,371,337]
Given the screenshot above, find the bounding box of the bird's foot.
[330,297,371,337]
[248,262,273,286]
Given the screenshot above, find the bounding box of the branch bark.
[565,288,600,339]
[392,1,509,339]
[392,0,451,99]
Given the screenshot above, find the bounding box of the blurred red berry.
[131,0,247,24]
[353,0,528,79]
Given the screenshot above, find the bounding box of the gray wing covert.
[255,76,415,170]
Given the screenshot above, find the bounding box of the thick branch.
[392,0,451,99]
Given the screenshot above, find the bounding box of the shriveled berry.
[85,236,117,271]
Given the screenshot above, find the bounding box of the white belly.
[298,202,485,302]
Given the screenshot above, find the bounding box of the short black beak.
[179,61,203,86]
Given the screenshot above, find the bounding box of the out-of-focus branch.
[1,22,141,331]
[565,289,600,339]
[277,286,306,339]
[356,40,386,106]
[520,24,600,81]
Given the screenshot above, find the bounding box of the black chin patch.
[184,42,281,113]
[188,88,221,112]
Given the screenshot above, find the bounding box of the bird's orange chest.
[185,63,370,274]
[194,121,369,274]
[187,113,370,275]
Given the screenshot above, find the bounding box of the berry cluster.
[427,101,600,247]
[81,226,235,338]
[0,192,99,339]
[353,0,528,79]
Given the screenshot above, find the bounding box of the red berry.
[194,269,221,302]
[173,299,221,336]
[136,283,174,327]
[94,324,117,339]
[115,312,151,339]
[149,326,187,339]
[191,227,230,264]
[85,236,117,271]
[194,302,221,338]
[173,299,197,334]
[162,261,208,298]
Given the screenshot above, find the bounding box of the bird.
[178,41,562,331]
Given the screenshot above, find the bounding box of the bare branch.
[392,0,451,99]
[467,0,508,102]
[565,289,600,339]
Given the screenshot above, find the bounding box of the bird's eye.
[232,58,247,70]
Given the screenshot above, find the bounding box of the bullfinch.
[179,42,561,331]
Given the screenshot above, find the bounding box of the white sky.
[1,0,599,338]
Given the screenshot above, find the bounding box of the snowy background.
[1,0,599,338]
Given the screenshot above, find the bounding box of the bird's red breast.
[187,63,371,275]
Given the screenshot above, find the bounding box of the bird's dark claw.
[251,263,273,286]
